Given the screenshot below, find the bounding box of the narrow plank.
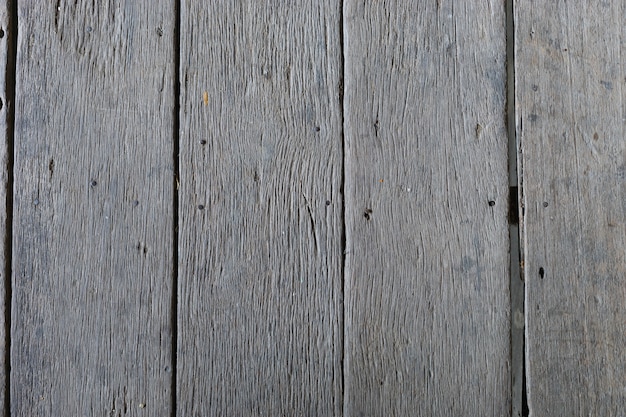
[178,2,343,415]
[12,2,175,415]
[343,1,511,415]
[0,1,10,412]
[517,2,626,415]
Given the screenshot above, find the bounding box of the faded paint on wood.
[517,2,626,415]
[177,2,343,415]
[343,1,511,415]
[11,2,175,415]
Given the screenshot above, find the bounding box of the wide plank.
[343,1,511,415]
[177,2,343,415]
[11,2,175,415]
[517,2,626,415]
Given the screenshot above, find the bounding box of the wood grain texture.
[12,2,174,415]
[343,1,510,415]
[178,2,343,415]
[517,2,626,415]
[0,1,9,411]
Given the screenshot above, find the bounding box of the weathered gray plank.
[178,2,343,415]
[0,1,9,412]
[12,2,174,415]
[343,1,511,415]
[517,2,626,415]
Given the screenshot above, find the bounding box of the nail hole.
[133,200,139,207]
[325,200,331,206]
[488,200,495,207]
[198,204,205,210]
[315,126,321,132]
[539,267,544,279]
[543,201,549,208]
[90,180,98,187]
[200,140,207,145]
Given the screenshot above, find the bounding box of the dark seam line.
[171,0,181,415]
[339,1,347,415]
[506,0,526,416]
[4,1,17,416]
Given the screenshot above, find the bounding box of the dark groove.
[505,0,525,416]
[522,350,529,416]
[171,0,181,415]
[509,186,519,225]
[339,1,347,416]
[4,1,17,416]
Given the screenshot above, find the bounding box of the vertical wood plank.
[343,1,511,415]
[178,2,343,415]
[517,2,626,415]
[12,2,175,415]
[0,1,9,413]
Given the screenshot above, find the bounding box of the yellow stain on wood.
[202,91,209,106]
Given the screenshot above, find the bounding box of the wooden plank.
[517,2,626,415]
[178,2,343,415]
[0,1,9,412]
[12,2,175,415]
[343,1,511,415]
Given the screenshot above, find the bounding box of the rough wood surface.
[11,2,175,415]
[0,1,9,411]
[517,2,626,415]
[343,1,511,415]
[177,2,343,415]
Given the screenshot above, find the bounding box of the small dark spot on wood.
[198,204,205,210]
[600,80,613,90]
[364,208,373,220]
[0,28,4,38]
[86,26,92,33]
[261,65,272,79]
[593,132,599,141]
[529,114,538,122]
[200,139,207,145]
[156,27,163,37]
[133,200,139,207]
[325,200,331,206]
[90,180,98,187]
[475,123,483,138]
[539,267,544,279]
[563,48,567,52]
[488,200,495,207]
[137,242,148,255]
[253,171,260,183]
[543,201,548,207]
[48,159,55,177]
[315,126,321,132]
[532,84,538,91]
